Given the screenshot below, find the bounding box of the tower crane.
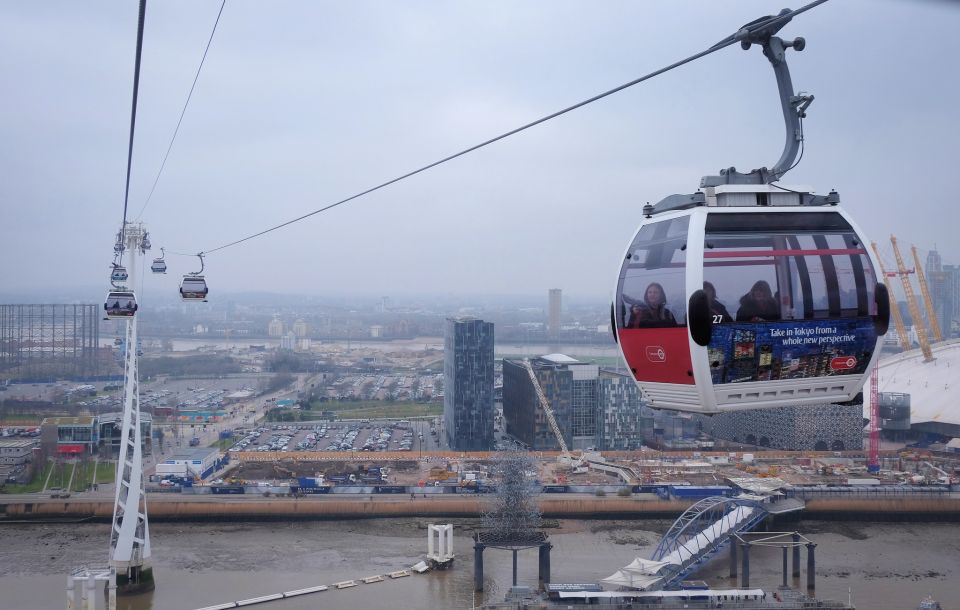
[890,235,935,362]
[870,242,911,352]
[911,245,943,343]
[520,359,585,470]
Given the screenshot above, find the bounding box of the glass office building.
[443,318,494,451]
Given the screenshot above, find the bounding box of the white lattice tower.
[109,223,151,575]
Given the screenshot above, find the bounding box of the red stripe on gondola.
[703,248,867,258]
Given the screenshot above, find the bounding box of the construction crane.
[871,242,911,352]
[890,235,935,362]
[520,359,584,468]
[911,244,944,343]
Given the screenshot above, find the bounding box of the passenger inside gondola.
[736,280,780,322]
[625,282,677,327]
[704,281,733,323]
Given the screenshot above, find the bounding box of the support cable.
[195,0,830,257]
[118,0,148,262]
[135,0,227,221]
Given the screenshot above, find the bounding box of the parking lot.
[227,418,438,456]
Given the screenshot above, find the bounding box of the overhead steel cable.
[197,0,829,257]
[135,0,227,222]
[118,0,148,261]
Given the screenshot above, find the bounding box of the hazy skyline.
[2,1,958,300]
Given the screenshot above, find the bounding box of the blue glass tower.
[443,318,494,450]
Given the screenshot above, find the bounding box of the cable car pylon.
[108,222,154,595]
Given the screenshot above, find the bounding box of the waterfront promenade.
[2,492,958,521]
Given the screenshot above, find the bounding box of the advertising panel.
[708,318,875,384]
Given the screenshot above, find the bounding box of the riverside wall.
[1,495,958,522]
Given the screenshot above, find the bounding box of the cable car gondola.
[104,291,138,319]
[612,18,889,414]
[110,264,128,283]
[151,248,167,274]
[180,254,209,302]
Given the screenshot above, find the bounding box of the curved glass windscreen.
[702,212,878,384]
[617,216,689,329]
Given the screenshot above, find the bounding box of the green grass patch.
[1,459,53,493]
[71,460,94,492]
[321,402,443,420]
[213,437,233,450]
[95,461,116,485]
[46,462,73,490]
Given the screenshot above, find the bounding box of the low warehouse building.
[156,447,221,481]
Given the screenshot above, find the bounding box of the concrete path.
[40,459,54,492]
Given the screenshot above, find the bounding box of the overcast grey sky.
[2,0,958,301]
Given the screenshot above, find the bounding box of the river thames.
[0,518,956,609]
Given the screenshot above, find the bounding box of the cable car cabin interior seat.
[104,291,138,319]
[614,184,889,414]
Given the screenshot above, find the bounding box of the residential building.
[443,318,495,451]
[267,316,284,337]
[548,289,562,341]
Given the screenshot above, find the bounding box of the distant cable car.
[180,276,208,301]
[151,248,167,274]
[180,253,209,302]
[104,291,138,319]
[611,17,888,414]
[110,265,128,283]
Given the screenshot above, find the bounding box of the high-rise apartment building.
[267,316,284,337]
[597,370,646,450]
[502,356,574,450]
[503,355,641,451]
[443,318,495,451]
[292,319,308,338]
[926,250,959,339]
[547,289,562,341]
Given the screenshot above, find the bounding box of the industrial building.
[155,447,221,481]
[0,303,103,381]
[700,403,863,451]
[443,317,495,451]
[0,438,38,466]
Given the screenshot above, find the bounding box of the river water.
[0,519,956,610]
[106,336,621,360]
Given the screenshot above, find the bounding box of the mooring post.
[79,575,88,610]
[538,543,552,590]
[66,576,76,610]
[740,542,751,589]
[792,533,801,578]
[108,568,118,610]
[85,574,96,610]
[474,543,484,592]
[782,546,789,587]
[512,549,519,586]
[806,542,817,592]
[729,540,738,579]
